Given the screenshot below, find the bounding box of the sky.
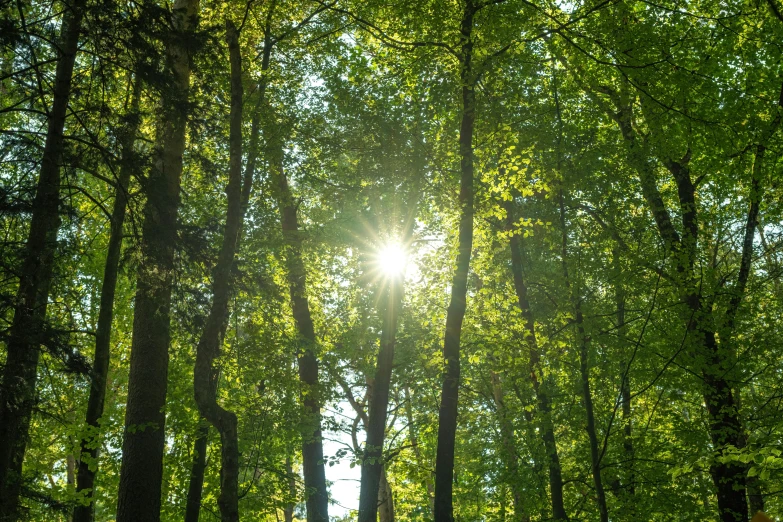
[324,401,362,518]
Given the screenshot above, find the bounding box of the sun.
[377,243,407,277]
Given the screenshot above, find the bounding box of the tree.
[2,0,783,521]
[115,0,200,518]
[0,0,87,515]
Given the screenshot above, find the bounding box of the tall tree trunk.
[269,137,329,522]
[192,20,246,522]
[593,87,754,522]
[490,371,528,521]
[701,335,748,522]
[283,456,296,522]
[614,246,635,514]
[505,201,567,521]
[433,2,476,520]
[357,195,418,522]
[0,0,86,516]
[379,465,395,522]
[732,83,778,520]
[662,150,752,522]
[115,0,199,518]
[558,193,608,522]
[72,75,142,522]
[184,421,210,522]
[183,11,269,520]
[184,371,223,522]
[357,275,403,522]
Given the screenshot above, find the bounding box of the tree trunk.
[558,193,608,522]
[433,2,476,520]
[357,275,403,522]
[269,136,329,522]
[192,20,245,522]
[379,465,395,522]
[0,0,86,516]
[184,422,210,522]
[505,201,567,521]
[115,0,199,519]
[614,246,635,513]
[602,90,753,522]
[283,457,296,522]
[183,13,270,521]
[662,152,751,522]
[702,346,748,522]
[67,453,76,489]
[185,371,220,522]
[73,76,142,522]
[357,196,420,522]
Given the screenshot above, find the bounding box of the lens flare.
[377,243,407,277]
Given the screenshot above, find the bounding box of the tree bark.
[192,20,245,522]
[433,2,476,520]
[183,11,271,520]
[357,275,403,522]
[558,193,608,522]
[269,137,329,522]
[115,0,199,518]
[72,76,142,522]
[184,421,210,522]
[283,456,296,522]
[614,246,635,513]
[185,371,220,522]
[598,87,754,522]
[0,0,86,516]
[660,151,751,522]
[379,465,395,522]
[505,201,567,521]
[357,195,418,522]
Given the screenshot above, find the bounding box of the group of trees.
[1,0,782,520]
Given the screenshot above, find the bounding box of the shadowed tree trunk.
[357,276,403,522]
[358,197,417,521]
[115,0,200,518]
[339,371,399,522]
[735,144,766,520]
[558,192,608,522]
[505,200,567,521]
[0,0,86,516]
[579,77,761,522]
[184,414,211,522]
[283,456,296,522]
[614,246,636,515]
[648,98,773,522]
[73,76,142,522]
[192,20,247,522]
[269,135,329,522]
[434,2,476,520]
[184,11,269,520]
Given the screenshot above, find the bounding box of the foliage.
[1,0,783,520]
